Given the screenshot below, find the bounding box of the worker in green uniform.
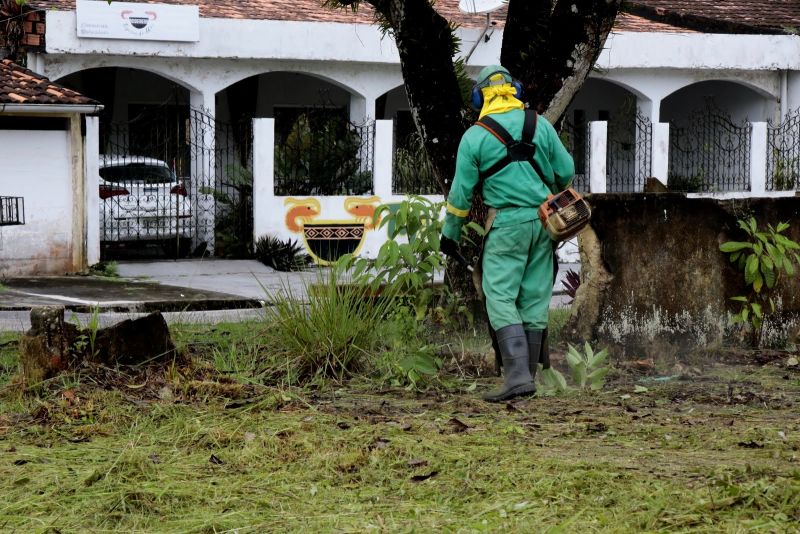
[440,64,575,402]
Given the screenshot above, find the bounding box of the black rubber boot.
[525,329,544,378]
[483,325,536,402]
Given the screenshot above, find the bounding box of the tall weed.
[261,270,399,383]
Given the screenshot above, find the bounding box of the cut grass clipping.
[1,363,798,532]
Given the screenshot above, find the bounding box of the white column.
[84,116,101,266]
[781,70,789,120]
[652,122,670,187]
[750,122,768,195]
[588,121,607,194]
[253,118,275,245]
[374,120,394,199]
[350,94,369,124]
[189,89,216,187]
[189,89,217,253]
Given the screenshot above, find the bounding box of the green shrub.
[274,112,372,196]
[538,341,610,396]
[375,306,441,390]
[255,235,311,272]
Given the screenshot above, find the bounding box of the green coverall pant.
[482,217,553,331]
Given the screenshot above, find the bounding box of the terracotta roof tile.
[0,59,99,105]
[614,12,697,33]
[29,0,507,28]
[25,1,792,34]
[626,0,800,34]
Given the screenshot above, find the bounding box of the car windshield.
[100,163,175,185]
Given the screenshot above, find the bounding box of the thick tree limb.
[500,0,554,102]
[502,0,621,123]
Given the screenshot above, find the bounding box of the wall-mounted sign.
[76,0,199,42]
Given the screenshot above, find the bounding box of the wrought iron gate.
[607,111,652,192]
[668,103,751,192]
[99,106,253,260]
[767,109,800,191]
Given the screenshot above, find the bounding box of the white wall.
[568,78,640,122]
[0,129,74,275]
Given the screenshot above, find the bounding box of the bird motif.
[344,196,382,229]
[284,197,321,232]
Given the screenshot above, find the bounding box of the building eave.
[0,103,103,114]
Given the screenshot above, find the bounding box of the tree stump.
[18,306,176,387]
[18,307,79,384]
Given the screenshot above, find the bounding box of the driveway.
[0,259,578,332]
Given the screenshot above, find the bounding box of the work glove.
[439,235,460,258]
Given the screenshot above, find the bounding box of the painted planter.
[302,222,366,264]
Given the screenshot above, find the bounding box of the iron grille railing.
[607,112,652,192]
[274,115,374,196]
[668,103,752,193]
[0,196,24,226]
[392,125,440,195]
[197,109,254,258]
[767,109,800,191]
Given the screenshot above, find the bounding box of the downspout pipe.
[780,69,788,120]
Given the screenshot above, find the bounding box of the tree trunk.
[369,0,468,194]
[18,307,177,389]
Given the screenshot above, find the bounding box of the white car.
[99,155,193,256]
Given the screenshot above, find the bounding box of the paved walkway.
[0,259,578,332]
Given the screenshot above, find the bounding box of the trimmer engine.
[537,187,592,241]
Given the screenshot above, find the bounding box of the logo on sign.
[120,10,157,36]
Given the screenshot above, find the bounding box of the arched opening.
[217,71,354,130]
[218,72,372,197]
[57,67,191,159]
[661,80,774,125]
[376,84,440,195]
[661,81,773,192]
[567,78,652,192]
[58,68,204,259]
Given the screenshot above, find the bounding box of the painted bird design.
[344,196,381,229]
[284,197,321,232]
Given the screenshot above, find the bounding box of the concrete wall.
[0,123,76,275]
[567,194,800,352]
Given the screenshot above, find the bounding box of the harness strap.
[475,110,546,183]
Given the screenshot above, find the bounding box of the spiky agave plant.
[255,235,311,272]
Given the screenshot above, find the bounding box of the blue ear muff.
[470,79,523,111]
[512,80,523,99]
[470,86,483,110]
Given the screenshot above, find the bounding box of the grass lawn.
[1,322,799,533]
